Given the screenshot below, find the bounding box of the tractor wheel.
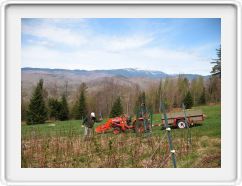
[177,120,186,129]
[113,127,121,134]
[135,121,144,134]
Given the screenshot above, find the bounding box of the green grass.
[22,104,221,138]
[192,105,221,137]
[21,104,221,168]
[21,119,109,139]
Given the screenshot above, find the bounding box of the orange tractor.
[95,115,134,134]
[95,111,152,135]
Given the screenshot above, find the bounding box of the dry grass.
[21,132,220,168]
[21,105,221,168]
[22,133,190,168]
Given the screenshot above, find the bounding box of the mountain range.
[21,67,209,100]
[22,67,207,80]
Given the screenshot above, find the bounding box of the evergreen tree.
[78,83,88,120]
[71,102,80,119]
[58,94,69,121]
[183,91,193,109]
[199,87,206,105]
[211,46,221,77]
[48,98,60,120]
[110,97,123,118]
[26,79,48,124]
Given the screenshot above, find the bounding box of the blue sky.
[21,18,221,75]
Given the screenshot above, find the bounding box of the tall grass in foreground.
[21,130,220,168]
[21,105,221,168]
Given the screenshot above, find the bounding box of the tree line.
[22,46,221,124]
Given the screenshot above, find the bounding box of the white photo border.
[1,0,242,185]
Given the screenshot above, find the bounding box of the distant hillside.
[21,67,210,103]
[22,67,206,80]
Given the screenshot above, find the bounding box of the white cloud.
[22,43,213,75]
[100,35,154,51]
[21,19,216,75]
[22,21,154,52]
[139,47,213,74]
[22,23,88,47]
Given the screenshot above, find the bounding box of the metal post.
[160,102,177,168]
[182,103,192,145]
[149,111,153,135]
[141,104,147,133]
[150,111,153,126]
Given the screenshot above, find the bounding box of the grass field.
[21,104,221,168]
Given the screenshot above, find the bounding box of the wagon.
[161,109,204,129]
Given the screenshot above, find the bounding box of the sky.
[21,18,221,75]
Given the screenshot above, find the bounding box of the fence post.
[160,102,177,168]
[182,103,192,145]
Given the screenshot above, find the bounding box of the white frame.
[0,0,241,185]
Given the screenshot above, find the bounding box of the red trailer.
[161,109,205,129]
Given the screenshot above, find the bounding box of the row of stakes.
[160,102,192,168]
[139,101,192,168]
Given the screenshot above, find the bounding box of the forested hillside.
[21,68,220,121]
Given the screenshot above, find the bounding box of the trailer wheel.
[177,120,186,129]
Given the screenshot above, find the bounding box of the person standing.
[82,112,96,140]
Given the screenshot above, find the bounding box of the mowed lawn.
[21,104,221,168]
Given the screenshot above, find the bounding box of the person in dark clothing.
[82,112,96,139]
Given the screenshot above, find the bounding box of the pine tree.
[183,91,193,109]
[211,46,221,77]
[110,97,123,118]
[48,98,60,121]
[78,83,88,120]
[71,102,80,119]
[58,94,69,121]
[26,79,48,124]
